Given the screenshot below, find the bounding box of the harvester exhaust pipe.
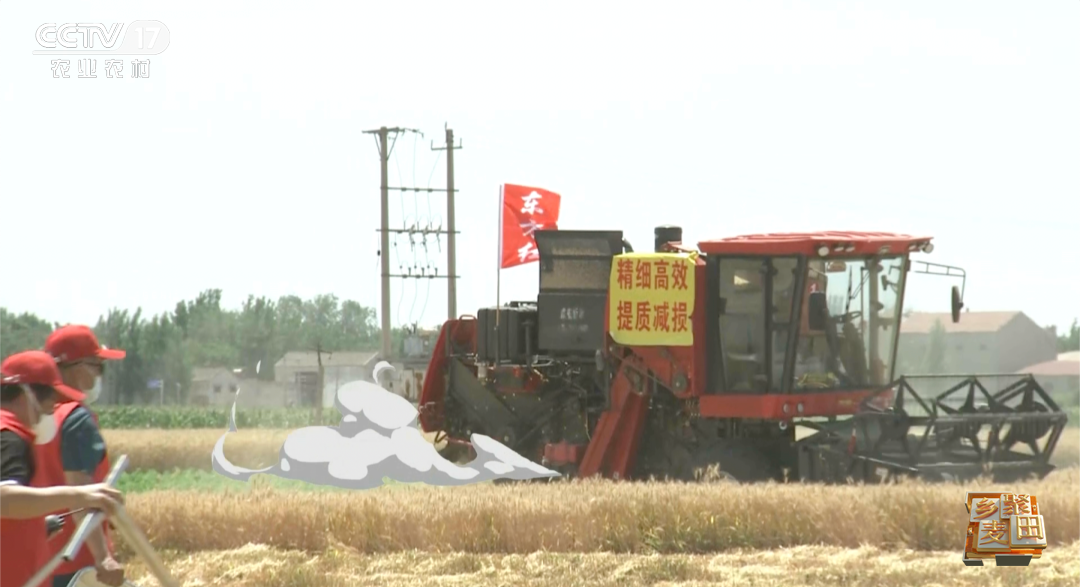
[655,225,683,252]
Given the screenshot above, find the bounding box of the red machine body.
[418,227,1066,484]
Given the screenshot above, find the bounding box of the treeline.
[0,289,413,404]
[1058,319,1080,353]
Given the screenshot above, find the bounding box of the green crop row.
[94,406,322,429]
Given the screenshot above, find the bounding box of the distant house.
[189,368,240,406]
[898,311,1057,375]
[1017,352,1080,406]
[274,351,380,407]
[221,378,291,408]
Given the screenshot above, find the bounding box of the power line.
[364,124,462,359]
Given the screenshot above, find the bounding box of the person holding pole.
[0,353,123,587]
[40,325,127,587]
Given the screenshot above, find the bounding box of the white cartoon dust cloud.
[211,361,561,488]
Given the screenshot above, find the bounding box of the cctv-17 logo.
[35,21,170,79]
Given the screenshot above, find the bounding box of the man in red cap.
[41,325,128,587]
[1,351,124,587]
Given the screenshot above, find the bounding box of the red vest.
[1,409,50,587]
[32,401,114,576]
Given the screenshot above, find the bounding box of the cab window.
[716,258,767,391]
[715,256,799,392]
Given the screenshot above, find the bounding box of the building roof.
[274,351,379,369]
[900,311,1021,334]
[1017,360,1080,377]
[1058,351,1080,362]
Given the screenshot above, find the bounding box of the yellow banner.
[608,252,696,346]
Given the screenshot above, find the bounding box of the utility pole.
[365,126,394,360]
[431,124,463,321]
[315,343,326,426]
[364,124,460,362]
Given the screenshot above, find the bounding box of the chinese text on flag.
[500,184,561,269]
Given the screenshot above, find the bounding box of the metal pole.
[446,126,457,322]
[22,456,129,587]
[495,184,503,367]
[110,506,180,587]
[378,126,392,361]
[315,345,325,425]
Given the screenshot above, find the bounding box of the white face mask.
[85,376,103,404]
[17,384,57,445]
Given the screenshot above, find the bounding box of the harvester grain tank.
[418,227,1068,483]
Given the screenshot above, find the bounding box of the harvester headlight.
[922,242,934,253]
[797,402,804,414]
[817,245,830,257]
[844,245,855,252]
[782,403,791,414]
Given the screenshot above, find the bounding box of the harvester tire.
[437,442,475,464]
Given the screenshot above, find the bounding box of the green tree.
[178,289,239,368]
[94,308,147,404]
[236,295,277,379]
[0,308,52,360]
[340,300,378,349]
[142,313,188,404]
[5,292,397,404]
[1057,319,1079,352]
[273,294,305,359]
[0,308,56,360]
[299,294,343,351]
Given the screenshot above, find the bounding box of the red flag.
[500,184,562,269]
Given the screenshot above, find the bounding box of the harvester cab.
[418,227,1067,484]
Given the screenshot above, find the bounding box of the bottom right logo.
[964,491,1048,566]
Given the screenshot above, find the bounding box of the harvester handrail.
[898,373,1038,379]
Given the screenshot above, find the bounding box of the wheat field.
[79,427,1075,587]
[104,426,1080,554]
[97,427,1080,586]
[116,468,1080,554]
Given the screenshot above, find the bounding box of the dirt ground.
[122,542,1080,587]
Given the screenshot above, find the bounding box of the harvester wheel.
[690,443,780,483]
[437,442,475,464]
[693,464,739,484]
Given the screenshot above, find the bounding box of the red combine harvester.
[418,227,1068,483]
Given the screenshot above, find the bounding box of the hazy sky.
[2,1,1077,334]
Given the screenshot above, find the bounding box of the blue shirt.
[60,406,106,475]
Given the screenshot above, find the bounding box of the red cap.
[0,351,86,403]
[45,325,126,363]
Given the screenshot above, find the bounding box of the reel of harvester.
[797,374,1068,484]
